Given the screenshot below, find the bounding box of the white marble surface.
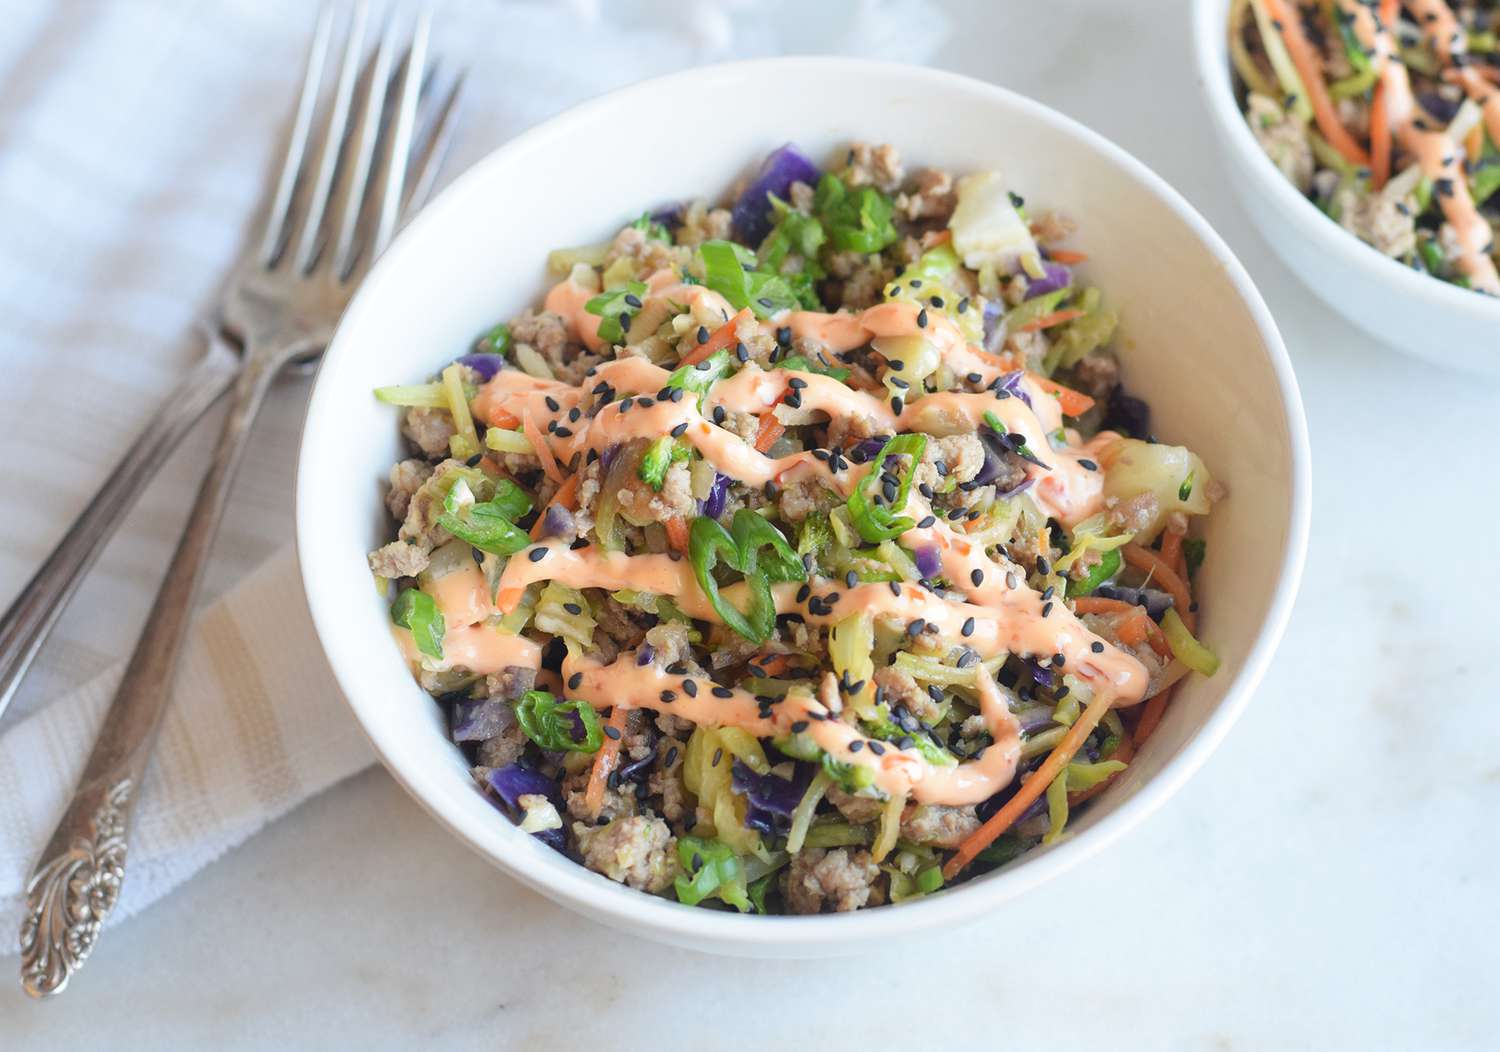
[4,0,1499,1047]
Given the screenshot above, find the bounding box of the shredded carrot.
[1132,687,1173,746]
[968,346,1018,370]
[1016,308,1086,333]
[1261,0,1370,167]
[521,409,564,483]
[753,411,786,453]
[529,473,580,540]
[944,689,1114,879]
[1045,249,1089,264]
[922,228,953,248]
[1028,374,1095,417]
[664,515,690,553]
[478,455,503,475]
[584,706,629,819]
[1069,730,1135,805]
[679,307,753,367]
[1370,78,1391,191]
[1160,526,1186,584]
[488,406,521,429]
[1071,596,1169,656]
[1466,121,1484,165]
[1122,544,1195,633]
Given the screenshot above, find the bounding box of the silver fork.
[18,5,461,998]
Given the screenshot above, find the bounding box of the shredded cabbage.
[532,582,595,651]
[828,613,877,715]
[1161,608,1220,676]
[948,170,1040,273]
[1102,439,1213,541]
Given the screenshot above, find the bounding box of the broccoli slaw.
[368,141,1224,914]
[1231,0,1500,294]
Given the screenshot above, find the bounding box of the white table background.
[3,0,1497,1047]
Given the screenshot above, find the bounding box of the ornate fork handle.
[20,347,286,998]
[0,332,239,720]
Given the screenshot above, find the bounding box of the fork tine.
[401,67,465,223]
[290,1,370,273]
[330,11,400,276]
[258,7,334,265]
[369,9,430,254]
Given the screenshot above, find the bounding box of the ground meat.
[402,406,456,459]
[783,847,881,914]
[899,804,980,849]
[778,476,838,523]
[873,665,940,724]
[511,308,601,386]
[574,816,678,892]
[1247,94,1314,194]
[1028,209,1077,246]
[1105,492,1160,534]
[825,407,881,451]
[916,433,986,490]
[826,250,894,311]
[841,142,904,193]
[789,178,815,212]
[1065,351,1121,404]
[367,539,431,579]
[1336,178,1418,258]
[647,736,689,822]
[602,225,681,276]
[564,765,637,823]
[595,594,649,651]
[826,786,883,824]
[385,459,433,520]
[398,459,467,547]
[484,666,536,703]
[896,168,956,223]
[676,201,733,246]
[720,408,760,444]
[615,453,695,525]
[476,724,528,768]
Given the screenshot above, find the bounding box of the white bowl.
[1192,0,1500,375]
[296,57,1310,957]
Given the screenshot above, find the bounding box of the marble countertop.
[3,0,1497,1047]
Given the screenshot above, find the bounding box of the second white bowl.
[1192,0,1500,375]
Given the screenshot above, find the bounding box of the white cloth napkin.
[0,0,948,948]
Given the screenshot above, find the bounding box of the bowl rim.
[296,55,1312,949]
[1189,0,1500,324]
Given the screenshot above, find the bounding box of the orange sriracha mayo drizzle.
[415,270,1150,807]
[1337,0,1500,293]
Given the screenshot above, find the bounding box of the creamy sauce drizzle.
[1339,0,1500,293]
[417,268,1151,806]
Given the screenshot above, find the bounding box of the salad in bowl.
[365,141,1225,915]
[1230,0,1500,294]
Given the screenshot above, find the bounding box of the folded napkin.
[0,0,949,951]
[0,549,369,946]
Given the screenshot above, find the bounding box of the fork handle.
[19,348,281,998]
[0,332,240,721]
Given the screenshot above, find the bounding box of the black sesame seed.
[638,397,654,409]
[660,690,676,702]
[568,673,583,689]
[962,617,975,637]
[791,720,809,734]
[868,741,886,756]
[888,581,902,597]
[917,515,936,529]
[682,679,698,697]
[671,422,688,438]
[970,568,984,586]
[788,376,807,390]
[849,740,864,753]
[563,602,582,615]
[845,570,858,588]
[528,547,547,562]
[907,619,925,636]
[1091,641,1105,653]
[916,308,929,328]
[696,325,710,344]
[1079,459,1098,471]
[712,405,727,424]
[604,725,622,740]
[1041,601,1054,617]
[712,747,723,765]
[712,686,734,699]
